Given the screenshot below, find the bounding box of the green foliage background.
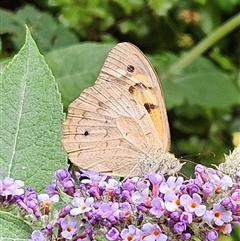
[1,0,239,175]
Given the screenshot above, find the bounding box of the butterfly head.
[154,151,185,176]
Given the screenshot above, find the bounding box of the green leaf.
[0,4,78,53]
[57,184,73,205]
[0,27,66,192]
[148,0,176,16]
[0,211,33,241]
[45,42,115,110]
[0,8,26,50]
[151,53,240,109]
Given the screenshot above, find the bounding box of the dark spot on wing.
[127,65,135,73]
[134,82,147,89]
[144,103,157,113]
[129,85,135,94]
[83,131,89,136]
[129,82,152,95]
[98,101,105,107]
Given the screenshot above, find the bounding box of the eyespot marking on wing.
[128,82,153,95]
[127,65,135,73]
[129,86,135,94]
[83,131,90,136]
[144,103,158,113]
[135,82,147,90]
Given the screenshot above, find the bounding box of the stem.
[168,13,240,75]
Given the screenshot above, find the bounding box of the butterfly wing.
[96,42,171,150]
[63,80,162,176]
[62,42,171,176]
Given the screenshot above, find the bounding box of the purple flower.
[102,178,120,200]
[210,173,233,193]
[106,227,120,240]
[203,203,233,226]
[60,216,79,239]
[149,173,164,185]
[149,173,164,196]
[16,187,40,217]
[9,163,239,241]
[38,193,59,214]
[97,202,119,218]
[45,180,58,198]
[135,177,150,190]
[132,188,149,204]
[55,168,71,180]
[202,182,214,200]
[205,230,218,241]
[231,190,240,205]
[0,177,24,196]
[29,230,45,241]
[195,164,208,185]
[142,223,167,241]
[180,193,206,217]
[70,197,94,215]
[219,223,233,235]
[121,225,142,241]
[164,190,180,212]
[180,211,193,224]
[122,178,137,192]
[103,178,119,190]
[181,181,200,196]
[150,197,165,218]
[115,202,132,220]
[38,193,59,203]
[179,232,191,240]
[159,176,183,194]
[171,211,180,221]
[81,171,107,185]
[174,221,187,233]
[85,227,94,240]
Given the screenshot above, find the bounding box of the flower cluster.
[0,164,239,241]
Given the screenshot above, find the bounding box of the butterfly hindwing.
[62,80,162,176]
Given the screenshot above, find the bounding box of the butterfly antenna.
[180,158,197,166]
[180,152,216,159]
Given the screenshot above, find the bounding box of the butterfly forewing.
[97,43,171,150]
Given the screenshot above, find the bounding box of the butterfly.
[62,42,184,177]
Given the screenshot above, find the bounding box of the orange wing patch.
[126,74,168,150]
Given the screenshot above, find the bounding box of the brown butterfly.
[62,42,184,177]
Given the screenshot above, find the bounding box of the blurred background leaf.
[45,42,115,110]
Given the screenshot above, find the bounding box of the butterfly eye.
[127,65,135,73]
[170,159,178,169]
